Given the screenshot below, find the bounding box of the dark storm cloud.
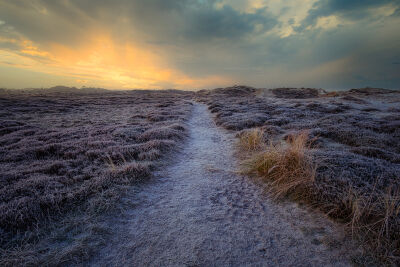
[393,7,400,16]
[181,5,277,40]
[0,0,277,45]
[124,0,277,42]
[300,0,400,29]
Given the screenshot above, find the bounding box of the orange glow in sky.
[0,33,230,89]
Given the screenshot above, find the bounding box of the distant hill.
[349,87,398,95]
[46,86,79,93]
[45,86,111,93]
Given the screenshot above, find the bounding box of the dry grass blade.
[380,187,400,240]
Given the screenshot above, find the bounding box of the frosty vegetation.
[1,85,399,265]
[196,85,400,263]
[0,88,193,263]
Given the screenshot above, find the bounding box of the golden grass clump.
[238,128,266,152]
[242,131,316,199]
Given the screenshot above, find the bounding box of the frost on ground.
[88,103,357,266]
[0,88,193,265]
[196,86,400,262]
[1,85,398,265]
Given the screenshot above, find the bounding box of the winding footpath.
[90,103,356,266]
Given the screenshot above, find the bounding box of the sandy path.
[90,103,355,266]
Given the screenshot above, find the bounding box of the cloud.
[299,0,400,29]
[181,5,277,41]
[393,7,400,16]
[0,0,399,89]
[0,0,277,44]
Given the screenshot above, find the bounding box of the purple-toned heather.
[196,86,400,258]
[196,86,400,195]
[0,89,193,233]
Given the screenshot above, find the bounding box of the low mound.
[271,88,321,99]
[349,87,398,95]
[204,85,256,97]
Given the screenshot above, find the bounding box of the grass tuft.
[241,130,316,200]
[237,128,266,152]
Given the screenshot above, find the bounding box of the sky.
[0,0,399,90]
